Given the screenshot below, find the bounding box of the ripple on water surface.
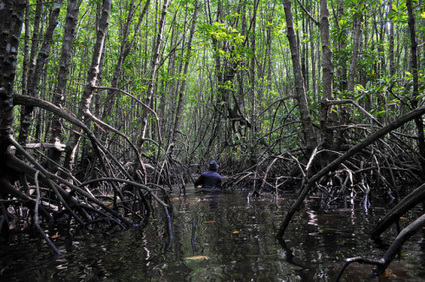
[1,187,424,281]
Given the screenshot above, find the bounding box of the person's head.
[208,160,219,171]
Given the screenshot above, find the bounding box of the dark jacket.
[194,170,222,189]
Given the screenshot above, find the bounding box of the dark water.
[1,187,425,281]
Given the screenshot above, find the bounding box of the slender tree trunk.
[170,0,199,146]
[360,18,368,88]
[319,0,334,153]
[249,0,259,166]
[373,6,385,78]
[388,0,395,78]
[18,0,63,145]
[336,0,347,91]
[25,0,42,97]
[162,9,179,143]
[406,0,425,175]
[140,0,171,145]
[102,0,150,124]
[21,0,30,94]
[283,0,316,152]
[310,20,317,100]
[47,0,81,173]
[63,0,112,174]
[347,12,363,93]
[301,14,308,92]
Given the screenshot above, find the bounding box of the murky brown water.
[1,187,425,281]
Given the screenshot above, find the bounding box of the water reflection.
[0,187,424,281]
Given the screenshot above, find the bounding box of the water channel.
[1,186,425,281]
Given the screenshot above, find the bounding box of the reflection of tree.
[3,187,421,280]
[188,191,303,280]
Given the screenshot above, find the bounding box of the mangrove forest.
[0,0,424,280]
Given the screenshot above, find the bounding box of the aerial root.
[332,213,425,281]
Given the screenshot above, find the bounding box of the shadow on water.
[1,186,425,281]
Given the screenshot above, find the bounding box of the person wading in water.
[194,161,222,190]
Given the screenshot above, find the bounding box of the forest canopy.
[0,0,424,272]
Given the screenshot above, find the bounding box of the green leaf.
[355,84,365,91]
[392,4,397,12]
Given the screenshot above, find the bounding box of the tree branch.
[296,0,319,26]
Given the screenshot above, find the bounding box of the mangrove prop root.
[370,183,425,239]
[277,105,425,238]
[332,213,425,281]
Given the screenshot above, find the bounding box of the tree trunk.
[47,0,81,173]
[170,0,199,146]
[372,6,385,79]
[406,0,425,175]
[0,0,26,140]
[164,12,183,143]
[319,0,334,154]
[309,20,317,100]
[140,0,171,144]
[64,0,112,174]
[388,0,395,78]
[21,0,30,94]
[0,0,27,243]
[102,0,150,124]
[347,12,362,93]
[249,0,259,166]
[18,0,63,145]
[283,0,316,152]
[335,0,347,91]
[25,0,42,97]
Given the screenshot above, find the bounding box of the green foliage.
[8,0,425,173]
[388,2,408,23]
